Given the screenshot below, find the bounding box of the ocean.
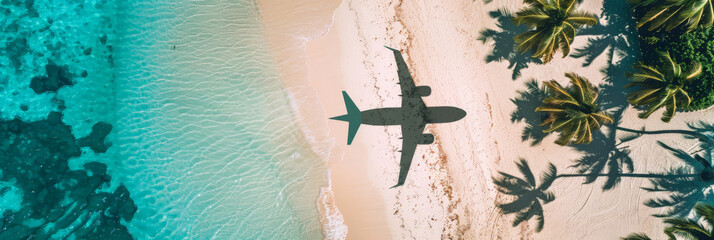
[1,0,328,239]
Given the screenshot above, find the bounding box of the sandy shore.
[260,0,714,239]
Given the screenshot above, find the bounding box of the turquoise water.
[1,0,327,239]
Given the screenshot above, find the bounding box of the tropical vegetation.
[536,73,613,145]
[639,27,714,111]
[630,0,714,32]
[512,0,598,63]
[626,52,701,122]
[622,202,714,240]
[491,0,714,235]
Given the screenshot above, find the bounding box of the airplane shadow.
[478,9,541,80]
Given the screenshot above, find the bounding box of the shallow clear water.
[1,0,327,239]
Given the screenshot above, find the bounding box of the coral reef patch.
[29,63,75,94]
[0,112,136,239]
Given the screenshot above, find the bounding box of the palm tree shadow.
[493,159,557,232]
[478,9,541,80]
[598,56,633,111]
[566,59,637,190]
[565,0,639,189]
[570,120,635,190]
[685,121,714,160]
[571,0,638,67]
[643,141,713,218]
[510,80,550,145]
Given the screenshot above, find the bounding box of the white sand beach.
[259,0,714,239]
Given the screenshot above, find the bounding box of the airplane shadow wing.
[391,123,425,188]
[385,46,426,110]
[385,46,429,188]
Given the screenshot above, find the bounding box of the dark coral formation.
[0,112,137,239]
[29,62,75,94]
[78,122,113,153]
[4,37,27,69]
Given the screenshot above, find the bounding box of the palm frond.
[685,62,703,80]
[633,0,714,32]
[694,202,714,228]
[621,233,652,240]
[512,0,597,62]
[626,52,696,122]
[537,74,610,145]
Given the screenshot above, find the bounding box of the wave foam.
[317,171,348,240]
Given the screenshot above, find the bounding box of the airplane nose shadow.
[420,106,467,124]
[454,108,467,121]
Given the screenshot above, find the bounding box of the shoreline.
[256,0,391,238]
[257,0,714,239]
[258,0,405,238]
[257,0,517,238]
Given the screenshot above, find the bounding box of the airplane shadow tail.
[329,91,362,145]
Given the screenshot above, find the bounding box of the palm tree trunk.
[556,173,699,179]
[615,126,713,143]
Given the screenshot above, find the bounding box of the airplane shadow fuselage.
[330,46,467,188]
[361,106,466,126]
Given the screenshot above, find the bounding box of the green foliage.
[664,202,714,239]
[638,27,714,111]
[626,52,700,122]
[512,0,598,63]
[621,233,651,240]
[630,0,714,32]
[536,73,613,145]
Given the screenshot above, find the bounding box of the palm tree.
[622,233,652,240]
[536,73,613,145]
[664,203,714,239]
[622,202,714,240]
[493,159,557,232]
[630,0,714,32]
[626,51,701,122]
[512,0,598,63]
